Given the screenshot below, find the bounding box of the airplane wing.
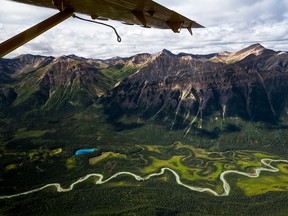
[1,0,204,58]
[12,0,204,33]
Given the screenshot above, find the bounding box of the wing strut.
[0,8,74,58]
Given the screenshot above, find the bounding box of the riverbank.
[1,158,287,199]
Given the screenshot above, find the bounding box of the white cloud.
[1,0,288,59]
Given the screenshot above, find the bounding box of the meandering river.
[0,158,287,199]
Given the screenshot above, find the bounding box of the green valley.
[1,47,288,215]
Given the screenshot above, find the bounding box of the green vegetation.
[1,101,288,215]
[88,152,126,165]
[13,129,50,140]
[66,158,76,169]
[236,171,288,196]
[101,64,140,86]
[5,164,17,170]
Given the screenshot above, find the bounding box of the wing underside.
[12,0,204,33]
[0,0,204,57]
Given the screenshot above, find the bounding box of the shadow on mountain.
[5,138,41,151]
[112,121,145,131]
[224,124,242,133]
[198,128,220,139]
[259,123,288,130]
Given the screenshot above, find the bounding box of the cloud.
[1,0,288,59]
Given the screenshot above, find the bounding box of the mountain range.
[1,44,288,129]
[2,43,288,216]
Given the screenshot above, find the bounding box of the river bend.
[0,158,287,199]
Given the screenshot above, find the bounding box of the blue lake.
[75,148,96,156]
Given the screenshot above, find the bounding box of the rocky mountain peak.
[126,53,152,67]
[246,43,265,49]
[65,54,86,61]
[0,54,54,75]
[161,49,175,56]
[153,49,175,59]
[236,43,265,56]
[103,53,152,68]
[104,44,288,127]
[1,44,288,123]
[12,54,49,62]
[210,43,268,64]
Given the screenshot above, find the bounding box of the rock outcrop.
[104,44,288,127]
[1,44,288,126]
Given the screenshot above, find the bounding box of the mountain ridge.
[103,44,288,128]
[1,44,288,128]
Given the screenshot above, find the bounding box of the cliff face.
[104,44,288,127]
[1,44,288,126]
[0,54,139,111]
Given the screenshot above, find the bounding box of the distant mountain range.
[1,44,288,127]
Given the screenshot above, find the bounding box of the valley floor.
[1,108,288,215]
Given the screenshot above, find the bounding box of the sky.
[1,0,288,59]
